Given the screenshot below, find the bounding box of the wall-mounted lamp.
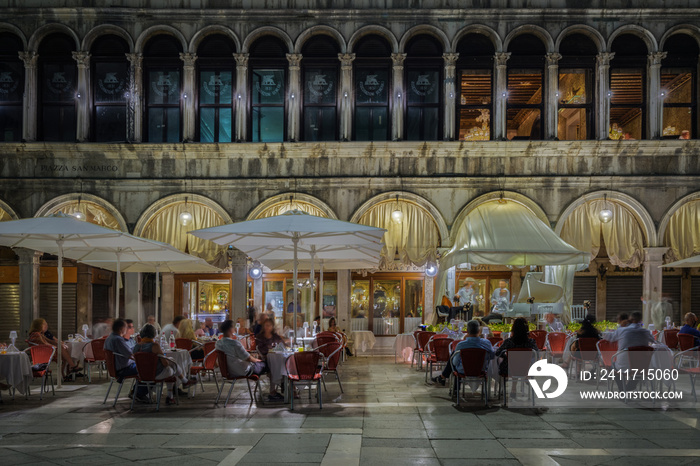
[291,93,295,99]
[343,91,348,98]
[425,263,438,277]
[249,260,263,280]
[501,91,507,98]
[124,91,129,98]
[607,91,612,98]
[76,92,81,99]
[397,92,402,99]
[237,94,242,100]
[182,92,188,99]
[449,92,454,99]
[660,90,666,98]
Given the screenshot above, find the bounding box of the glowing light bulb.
[599,208,613,223]
[391,209,403,224]
[179,211,193,226]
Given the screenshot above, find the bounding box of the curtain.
[560,200,645,268]
[544,264,579,324]
[0,208,10,222]
[358,200,440,267]
[57,201,120,230]
[142,202,227,267]
[663,200,700,263]
[255,201,328,219]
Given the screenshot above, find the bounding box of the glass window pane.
[148,108,165,142]
[407,70,439,104]
[373,280,400,336]
[94,106,126,142]
[42,62,76,103]
[662,70,693,105]
[264,280,285,329]
[199,70,233,105]
[354,107,370,141]
[322,280,337,319]
[460,69,492,106]
[218,108,232,142]
[42,106,75,142]
[95,62,128,103]
[663,107,693,139]
[166,108,179,142]
[0,61,23,102]
[351,280,369,331]
[610,69,643,105]
[558,69,591,105]
[404,279,424,332]
[507,69,542,105]
[199,107,216,142]
[406,107,421,140]
[0,106,21,141]
[252,106,284,142]
[558,107,588,141]
[459,108,490,141]
[355,68,388,104]
[304,107,336,141]
[148,70,180,105]
[609,108,642,140]
[304,68,336,105]
[371,108,388,140]
[423,107,439,140]
[252,69,285,105]
[507,108,542,140]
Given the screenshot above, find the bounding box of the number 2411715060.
[594,368,679,381]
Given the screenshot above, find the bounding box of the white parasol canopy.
[662,255,700,268]
[190,210,386,339]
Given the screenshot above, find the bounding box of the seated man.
[141,315,161,335]
[431,320,494,386]
[105,318,147,401]
[161,315,185,339]
[544,313,564,332]
[604,311,655,391]
[679,312,700,347]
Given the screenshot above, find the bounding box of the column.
[160,272,175,325]
[336,269,351,332]
[19,51,38,142]
[595,52,614,140]
[233,53,249,142]
[72,51,91,142]
[648,52,667,139]
[229,247,248,321]
[286,53,302,142]
[126,53,143,142]
[443,53,458,141]
[596,263,607,322]
[76,264,93,332]
[545,52,562,140]
[642,247,668,326]
[124,272,142,325]
[338,53,355,141]
[15,248,41,342]
[391,53,406,141]
[423,273,434,325]
[180,52,197,142]
[493,52,510,140]
[253,276,263,315]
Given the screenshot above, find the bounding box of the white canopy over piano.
[507,272,565,318]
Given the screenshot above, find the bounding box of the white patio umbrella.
[662,255,700,268]
[190,210,386,341]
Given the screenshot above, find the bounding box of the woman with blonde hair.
[28,318,81,379]
[178,318,205,360]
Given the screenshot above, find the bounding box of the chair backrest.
[175,338,193,351]
[202,341,216,356]
[596,339,618,367]
[678,333,696,351]
[103,349,118,378]
[90,338,106,361]
[529,330,547,350]
[459,348,488,377]
[416,331,436,351]
[29,344,55,366]
[504,348,536,377]
[546,332,568,353]
[215,350,231,379]
[627,345,655,371]
[664,329,680,349]
[316,335,338,348]
[317,331,339,340]
[492,331,502,338]
[570,305,586,321]
[433,333,450,339]
[317,341,343,370]
[133,351,159,382]
[285,351,322,380]
[578,337,599,352]
[487,337,503,346]
[203,348,218,370]
[430,338,453,362]
[449,340,459,353]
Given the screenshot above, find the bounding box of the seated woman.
[254,318,289,400]
[194,321,206,338]
[133,324,196,405]
[28,318,81,379]
[178,319,204,360]
[327,317,340,333]
[495,317,538,397]
[562,314,601,369]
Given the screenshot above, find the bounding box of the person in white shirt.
[161,315,185,339]
[491,279,510,304]
[456,278,478,306]
[141,315,162,335]
[544,313,564,332]
[604,311,654,390]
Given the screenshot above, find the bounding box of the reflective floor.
[1,356,700,465]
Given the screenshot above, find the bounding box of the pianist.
[544,313,564,332]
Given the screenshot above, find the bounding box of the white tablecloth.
[394,333,416,363]
[66,340,93,365]
[0,352,33,395]
[267,351,293,386]
[164,349,192,377]
[350,331,376,354]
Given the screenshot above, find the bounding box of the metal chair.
[528,330,547,351]
[545,332,568,364]
[674,346,700,401]
[316,341,344,393]
[424,337,453,383]
[103,349,138,407]
[664,329,680,350]
[131,352,179,411]
[596,339,618,389]
[679,333,697,352]
[285,350,324,410]
[27,345,56,400]
[452,348,489,407]
[84,339,106,383]
[501,348,538,407]
[214,350,261,407]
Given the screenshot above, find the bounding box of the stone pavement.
[1,356,700,465]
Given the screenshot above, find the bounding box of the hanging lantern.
[598,194,613,223]
[72,211,85,220]
[179,197,193,226]
[391,194,403,224]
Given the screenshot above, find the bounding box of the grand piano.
[505,272,564,319]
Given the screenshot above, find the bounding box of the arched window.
[506,34,545,140]
[353,35,391,141]
[144,35,182,142]
[0,33,23,142]
[661,34,698,139]
[39,33,77,141]
[197,35,236,142]
[91,35,129,142]
[609,34,648,140]
[456,34,494,141]
[301,36,340,142]
[249,36,288,143]
[404,35,442,141]
[558,34,596,140]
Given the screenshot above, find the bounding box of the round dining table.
[163,349,193,378]
[0,351,33,395]
[393,333,416,363]
[66,339,93,366]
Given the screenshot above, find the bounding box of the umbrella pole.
[155,265,160,331]
[293,234,299,347]
[319,261,324,329]
[56,238,64,389]
[115,250,121,319]
[310,246,315,330]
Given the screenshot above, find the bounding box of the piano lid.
[515,272,564,304]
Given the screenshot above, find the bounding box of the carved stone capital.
[391,53,407,67]
[72,51,91,68]
[19,51,38,68]
[546,52,562,66]
[126,53,143,68]
[286,53,303,70]
[648,51,667,66]
[338,53,356,70]
[233,53,249,68]
[179,52,198,68]
[442,53,459,66]
[494,52,511,67]
[596,52,615,66]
